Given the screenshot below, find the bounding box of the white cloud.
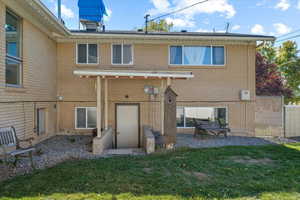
[61,4,75,19]
[54,3,75,19]
[148,0,236,28]
[150,0,170,12]
[273,23,292,35]
[297,0,300,9]
[275,0,290,11]
[177,0,235,18]
[251,24,265,34]
[232,25,240,31]
[166,17,195,27]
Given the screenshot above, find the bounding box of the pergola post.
[97,76,102,137]
[104,79,108,130]
[161,79,165,135]
[167,77,171,86]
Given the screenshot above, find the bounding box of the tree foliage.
[276,41,300,103]
[143,19,173,32]
[257,42,276,63]
[256,53,292,98]
[257,41,300,103]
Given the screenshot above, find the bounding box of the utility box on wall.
[164,87,178,145]
[240,90,251,101]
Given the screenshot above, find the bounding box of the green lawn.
[1,144,300,200]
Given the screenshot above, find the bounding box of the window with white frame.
[77,44,98,64]
[177,107,227,128]
[75,107,97,129]
[5,9,22,87]
[170,46,225,66]
[112,44,133,65]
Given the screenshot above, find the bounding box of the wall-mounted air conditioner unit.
[240,90,250,101]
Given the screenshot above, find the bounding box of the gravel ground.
[0,136,101,182]
[176,133,299,148]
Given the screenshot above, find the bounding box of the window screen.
[123,44,132,64]
[112,45,122,64]
[77,44,87,64]
[76,107,97,129]
[88,44,98,63]
[77,44,98,64]
[6,58,21,86]
[76,108,86,128]
[112,44,133,64]
[87,108,97,128]
[170,46,182,65]
[212,46,225,65]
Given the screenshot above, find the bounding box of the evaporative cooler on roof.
[78,0,107,31]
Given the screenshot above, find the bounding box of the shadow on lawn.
[0,142,300,200]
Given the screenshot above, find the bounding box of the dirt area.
[182,170,209,182]
[230,156,274,165]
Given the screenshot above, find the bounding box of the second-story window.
[112,44,133,65]
[170,45,225,66]
[77,44,98,64]
[5,9,22,87]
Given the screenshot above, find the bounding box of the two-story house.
[0,0,275,154]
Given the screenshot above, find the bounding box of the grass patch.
[1,144,300,200]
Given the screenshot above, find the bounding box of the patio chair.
[0,127,35,168]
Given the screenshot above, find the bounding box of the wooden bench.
[0,127,35,168]
[193,119,230,138]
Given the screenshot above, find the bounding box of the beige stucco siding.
[57,42,256,135]
[0,1,57,143]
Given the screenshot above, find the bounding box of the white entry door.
[116,104,140,148]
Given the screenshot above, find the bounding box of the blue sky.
[41,0,300,46]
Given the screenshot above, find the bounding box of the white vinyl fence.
[284,106,300,137]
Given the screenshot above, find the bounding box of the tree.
[257,41,300,103]
[143,19,173,32]
[257,42,276,63]
[276,41,300,103]
[256,53,292,98]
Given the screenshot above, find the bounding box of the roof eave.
[33,0,71,36]
[69,32,275,42]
